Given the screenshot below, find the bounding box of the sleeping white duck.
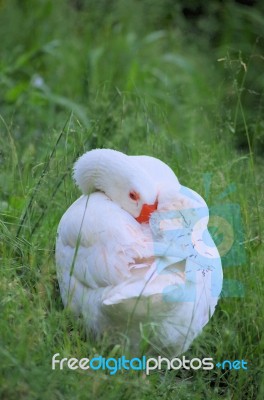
[56,149,223,356]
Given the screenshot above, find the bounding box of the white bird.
[56,149,223,356]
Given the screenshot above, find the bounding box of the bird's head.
[73,149,158,224]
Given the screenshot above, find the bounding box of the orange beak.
[135,200,158,224]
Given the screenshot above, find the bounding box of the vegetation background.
[0,0,263,399]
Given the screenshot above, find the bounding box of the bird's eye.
[129,191,140,201]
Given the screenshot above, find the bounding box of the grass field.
[0,1,264,399]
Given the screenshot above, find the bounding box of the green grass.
[0,1,264,399]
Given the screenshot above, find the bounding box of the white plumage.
[56,149,223,355]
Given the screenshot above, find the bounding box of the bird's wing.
[56,192,156,290]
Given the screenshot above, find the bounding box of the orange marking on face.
[135,200,158,224]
